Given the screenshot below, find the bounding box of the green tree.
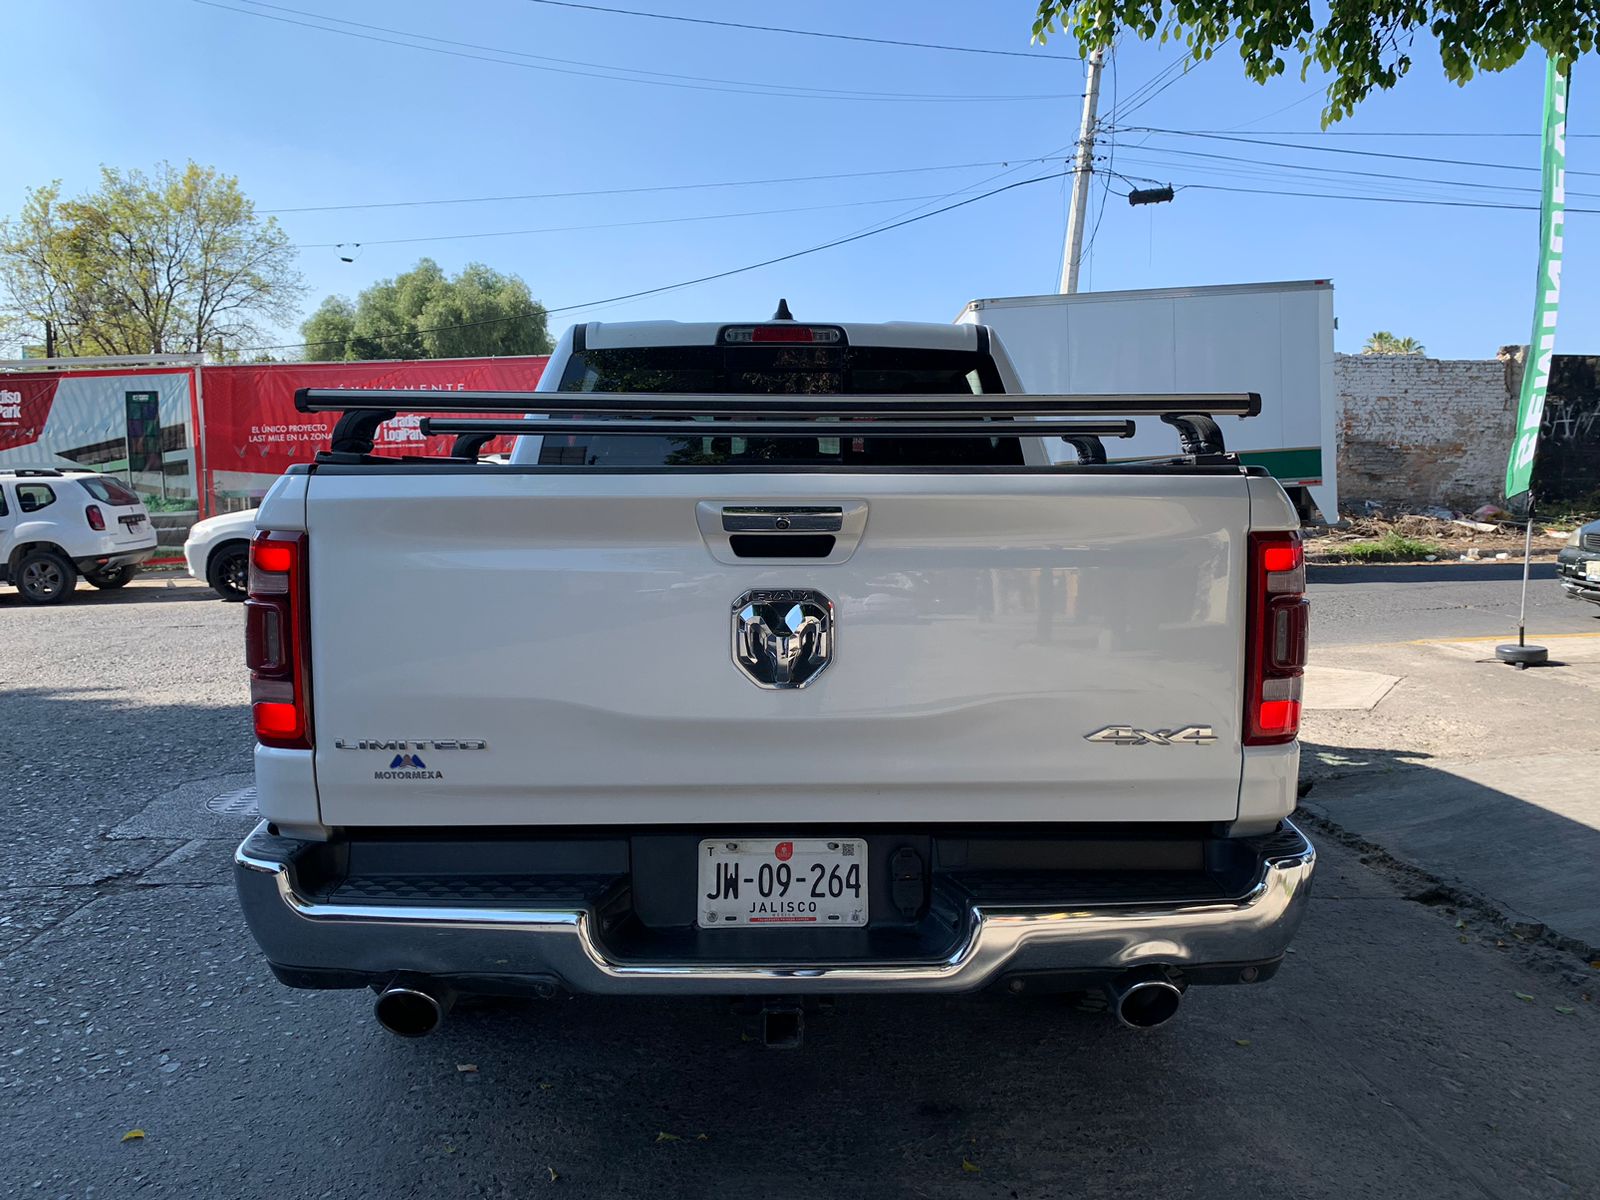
[299,259,552,361]
[0,162,302,356]
[1031,0,1592,122]
[1363,331,1427,356]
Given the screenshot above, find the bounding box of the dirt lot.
[1306,514,1578,564]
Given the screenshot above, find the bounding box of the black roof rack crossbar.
[418,418,1139,440]
[294,388,1260,419]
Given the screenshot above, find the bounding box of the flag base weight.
[1496,643,1549,669]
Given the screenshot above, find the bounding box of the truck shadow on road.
[0,582,224,608]
[354,988,1232,1195]
[0,585,225,611]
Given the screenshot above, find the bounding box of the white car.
[183,507,257,600]
[0,468,158,604]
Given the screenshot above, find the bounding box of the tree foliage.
[1363,331,1427,355]
[299,258,552,362]
[0,162,302,356]
[1032,0,1593,122]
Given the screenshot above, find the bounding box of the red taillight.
[252,542,294,575]
[1245,531,1308,746]
[1255,698,1302,738]
[1260,543,1299,574]
[246,531,312,750]
[252,699,305,742]
[85,504,105,531]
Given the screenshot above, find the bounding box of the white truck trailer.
[956,280,1337,520]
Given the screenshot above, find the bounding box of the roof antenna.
[772,298,794,321]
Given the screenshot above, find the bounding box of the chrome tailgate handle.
[696,501,867,564]
[720,506,844,533]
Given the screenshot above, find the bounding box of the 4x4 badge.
[1084,725,1217,747]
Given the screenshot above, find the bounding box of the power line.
[194,1,1081,103]
[235,0,956,99]
[827,146,1072,245]
[1107,57,1186,120]
[1178,182,1599,214]
[520,0,1078,60]
[295,192,956,248]
[1116,57,1204,120]
[1118,153,1593,209]
[1111,142,1600,201]
[1223,88,1327,130]
[1176,128,1599,138]
[1113,126,1600,177]
[259,156,1058,215]
[237,169,1072,355]
[1108,39,1230,122]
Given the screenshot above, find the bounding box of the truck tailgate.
[304,469,1251,826]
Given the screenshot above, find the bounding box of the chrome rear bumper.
[235,821,1315,996]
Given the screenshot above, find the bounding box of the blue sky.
[1,0,1590,360]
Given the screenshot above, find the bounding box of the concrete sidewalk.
[1300,634,1600,955]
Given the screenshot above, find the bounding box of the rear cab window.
[541,339,1023,468]
[79,476,142,506]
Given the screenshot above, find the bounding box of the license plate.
[1587,561,1600,580]
[698,838,867,928]
[119,514,145,528]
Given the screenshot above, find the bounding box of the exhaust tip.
[374,985,446,1038]
[1114,979,1183,1030]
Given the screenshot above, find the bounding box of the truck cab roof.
[576,319,990,354]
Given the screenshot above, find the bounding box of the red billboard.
[0,356,549,519]
[199,356,547,514]
[0,376,60,452]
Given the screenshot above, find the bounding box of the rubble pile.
[1307,513,1574,563]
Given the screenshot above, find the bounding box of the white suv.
[0,469,158,604]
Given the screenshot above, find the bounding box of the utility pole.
[1059,46,1106,294]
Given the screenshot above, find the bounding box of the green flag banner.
[1506,57,1570,499]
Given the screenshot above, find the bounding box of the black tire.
[86,565,138,590]
[15,549,76,605]
[206,542,250,601]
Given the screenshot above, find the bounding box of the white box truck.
[956,280,1337,520]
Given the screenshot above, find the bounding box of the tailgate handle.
[697,501,868,564]
[721,506,843,533]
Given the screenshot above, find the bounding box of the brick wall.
[1334,354,1516,512]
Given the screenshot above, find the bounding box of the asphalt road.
[2,576,1596,1200]
[1309,562,1598,645]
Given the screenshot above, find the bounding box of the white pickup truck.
[233,311,1315,1044]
